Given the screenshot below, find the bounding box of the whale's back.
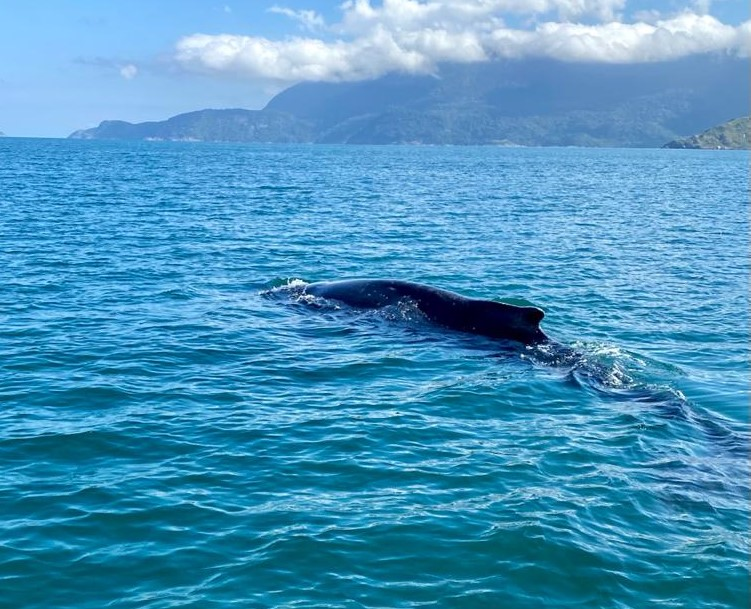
[303,279,547,344]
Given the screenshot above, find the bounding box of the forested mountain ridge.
[70,56,749,147]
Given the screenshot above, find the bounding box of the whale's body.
[303,279,548,345]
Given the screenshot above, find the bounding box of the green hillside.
[69,109,313,143]
[663,116,750,149]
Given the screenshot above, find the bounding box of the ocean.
[0,138,748,608]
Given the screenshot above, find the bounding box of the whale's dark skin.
[303,279,548,345]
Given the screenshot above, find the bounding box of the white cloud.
[337,0,628,29]
[176,28,431,82]
[735,20,751,56]
[269,6,326,31]
[174,1,750,84]
[120,64,138,79]
[488,13,743,62]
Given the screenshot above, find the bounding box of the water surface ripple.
[0,139,748,608]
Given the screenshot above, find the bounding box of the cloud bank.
[174,0,750,83]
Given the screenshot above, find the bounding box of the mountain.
[69,109,313,143]
[70,55,749,147]
[662,116,750,149]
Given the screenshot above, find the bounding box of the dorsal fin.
[523,307,545,326]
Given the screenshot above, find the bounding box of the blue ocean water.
[0,138,748,609]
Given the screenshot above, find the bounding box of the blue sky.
[1,0,748,137]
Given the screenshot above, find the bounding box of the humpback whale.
[302,279,548,345]
[270,279,746,462]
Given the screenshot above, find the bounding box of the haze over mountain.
[70,54,749,147]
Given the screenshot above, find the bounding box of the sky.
[0,0,748,137]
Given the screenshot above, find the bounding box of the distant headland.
[69,110,312,144]
[69,55,749,148]
[663,117,750,150]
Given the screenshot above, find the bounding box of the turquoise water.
[0,139,748,608]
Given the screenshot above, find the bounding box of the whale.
[302,279,548,345]
[282,279,744,447]
[269,279,746,462]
